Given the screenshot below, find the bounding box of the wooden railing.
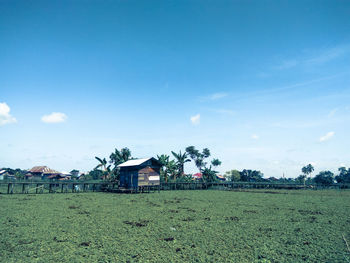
[0,181,349,194]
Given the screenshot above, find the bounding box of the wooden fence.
[0,181,349,194]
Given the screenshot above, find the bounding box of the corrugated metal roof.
[117,158,152,167]
[29,166,61,174]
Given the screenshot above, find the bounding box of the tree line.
[224,164,350,186]
[91,146,222,183]
[1,152,349,186]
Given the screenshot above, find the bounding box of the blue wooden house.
[117,158,161,189]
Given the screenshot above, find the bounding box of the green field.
[1,190,349,262]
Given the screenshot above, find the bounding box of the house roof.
[192,173,202,178]
[0,170,7,175]
[117,158,158,168]
[29,166,61,174]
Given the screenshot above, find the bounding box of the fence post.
[7,183,13,194]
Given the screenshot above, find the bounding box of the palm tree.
[166,160,178,181]
[95,157,107,171]
[302,164,315,185]
[95,157,111,180]
[157,154,170,182]
[157,154,169,168]
[171,150,191,177]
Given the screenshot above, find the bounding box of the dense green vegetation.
[2,148,350,186]
[1,190,349,262]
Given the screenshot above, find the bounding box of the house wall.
[120,168,139,188]
[138,167,160,186]
[119,164,161,188]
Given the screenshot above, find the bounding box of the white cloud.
[190,114,200,125]
[251,134,259,140]
[0,102,17,126]
[319,131,335,142]
[41,112,67,123]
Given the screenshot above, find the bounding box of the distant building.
[77,173,86,180]
[59,171,71,180]
[0,170,16,180]
[117,158,161,189]
[192,173,226,181]
[0,170,8,180]
[26,166,62,180]
[216,174,226,181]
[192,173,202,180]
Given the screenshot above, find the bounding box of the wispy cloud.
[253,73,344,99]
[0,102,17,126]
[190,114,200,125]
[41,112,67,123]
[274,59,298,70]
[327,108,338,117]
[200,92,228,101]
[319,131,335,142]
[251,134,259,140]
[305,46,348,65]
[274,44,350,70]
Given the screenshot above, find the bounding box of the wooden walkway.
[0,181,348,194]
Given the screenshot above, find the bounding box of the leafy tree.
[185,146,210,173]
[224,170,241,181]
[211,159,222,167]
[301,164,314,184]
[202,167,218,183]
[88,169,103,180]
[313,171,334,185]
[171,150,190,177]
[239,169,264,182]
[15,171,25,180]
[335,167,350,183]
[250,170,264,182]
[109,147,131,166]
[185,146,221,183]
[108,147,133,181]
[296,174,306,184]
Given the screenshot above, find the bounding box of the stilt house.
[117,158,161,189]
[25,166,62,180]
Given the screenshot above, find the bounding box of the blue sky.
[1,0,350,177]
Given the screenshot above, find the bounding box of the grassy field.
[0,190,349,262]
